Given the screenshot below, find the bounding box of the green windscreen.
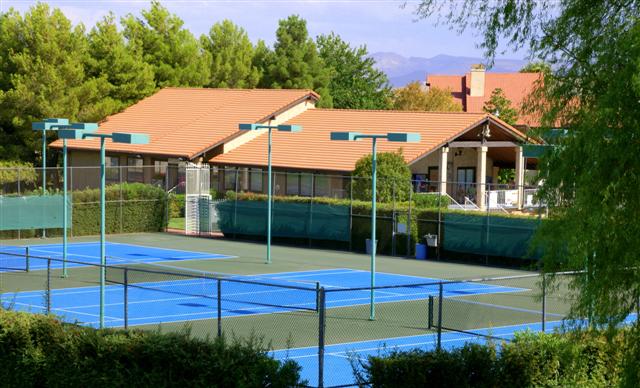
[215,200,350,242]
[0,194,72,230]
[443,213,540,259]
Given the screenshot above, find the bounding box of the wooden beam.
[449,141,519,148]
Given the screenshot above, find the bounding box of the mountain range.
[371,53,528,87]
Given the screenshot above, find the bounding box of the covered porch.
[410,119,540,211]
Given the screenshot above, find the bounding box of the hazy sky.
[1,0,527,60]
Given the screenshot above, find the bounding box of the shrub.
[0,309,303,387]
[71,183,167,235]
[352,150,412,202]
[360,329,633,387]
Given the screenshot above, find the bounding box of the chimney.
[469,64,485,97]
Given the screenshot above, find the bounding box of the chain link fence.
[0,248,595,387]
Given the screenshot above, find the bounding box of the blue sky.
[1,0,526,60]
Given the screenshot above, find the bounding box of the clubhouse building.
[51,87,541,210]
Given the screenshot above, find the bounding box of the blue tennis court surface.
[0,241,232,271]
[0,268,524,328]
[273,313,639,387]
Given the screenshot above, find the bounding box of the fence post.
[348,175,353,252]
[46,258,52,315]
[541,273,546,332]
[217,278,222,338]
[309,173,314,247]
[437,193,442,260]
[428,295,434,329]
[17,168,21,240]
[315,282,321,313]
[25,246,30,272]
[407,185,412,258]
[437,282,443,351]
[318,287,326,388]
[124,267,129,329]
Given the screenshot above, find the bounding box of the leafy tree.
[86,13,156,119]
[317,32,392,109]
[520,61,551,74]
[122,0,210,87]
[0,3,104,163]
[392,82,462,112]
[201,20,260,88]
[261,15,332,107]
[482,88,519,125]
[413,0,640,344]
[352,150,412,202]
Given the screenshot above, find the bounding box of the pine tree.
[201,20,260,88]
[86,13,156,118]
[262,15,332,107]
[0,3,103,162]
[122,0,210,87]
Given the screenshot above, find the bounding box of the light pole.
[238,123,302,264]
[32,119,98,277]
[33,118,70,238]
[330,131,420,320]
[59,129,148,328]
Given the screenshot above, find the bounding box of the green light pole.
[238,123,302,264]
[32,120,98,277]
[330,132,420,320]
[33,119,70,238]
[59,129,148,328]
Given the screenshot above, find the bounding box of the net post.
[217,278,222,338]
[437,282,443,351]
[25,246,30,272]
[541,273,546,333]
[428,295,434,329]
[318,287,326,388]
[315,281,320,313]
[46,258,52,315]
[124,267,129,330]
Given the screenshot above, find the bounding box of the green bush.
[0,309,303,387]
[71,183,167,236]
[360,329,634,387]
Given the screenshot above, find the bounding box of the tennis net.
[428,274,573,342]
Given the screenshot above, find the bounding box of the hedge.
[71,183,167,236]
[0,309,303,387]
[358,329,638,387]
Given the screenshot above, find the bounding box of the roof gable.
[210,109,530,172]
[51,88,318,158]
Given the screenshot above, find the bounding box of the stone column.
[477,146,488,209]
[515,146,525,209]
[439,147,449,195]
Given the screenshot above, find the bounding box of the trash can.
[415,243,427,260]
[365,239,378,255]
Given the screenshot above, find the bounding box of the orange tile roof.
[427,72,542,126]
[50,88,319,158]
[210,109,529,172]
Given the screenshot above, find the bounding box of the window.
[286,173,299,195]
[152,160,168,187]
[300,174,312,197]
[314,175,330,197]
[428,167,439,192]
[455,167,476,202]
[127,157,144,183]
[106,156,120,183]
[224,168,237,190]
[249,169,263,192]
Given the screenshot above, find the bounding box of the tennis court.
[0,241,232,271]
[0,268,524,328]
[274,313,639,387]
